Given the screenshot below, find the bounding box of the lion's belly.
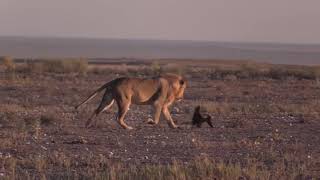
[130,79,160,105]
[131,92,154,105]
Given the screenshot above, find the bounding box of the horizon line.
[1,34,320,46]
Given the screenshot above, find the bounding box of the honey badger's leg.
[196,119,203,128]
[206,117,213,128]
[85,91,114,128]
[192,106,201,126]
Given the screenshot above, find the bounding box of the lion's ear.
[179,80,185,85]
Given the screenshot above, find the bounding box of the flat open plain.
[0,59,319,179]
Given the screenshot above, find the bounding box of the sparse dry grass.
[193,100,320,118]
[1,59,320,179]
[15,58,88,75]
[0,152,315,180]
[194,101,232,115]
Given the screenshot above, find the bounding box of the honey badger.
[192,106,213,128]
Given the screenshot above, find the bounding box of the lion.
[75,73,186,130]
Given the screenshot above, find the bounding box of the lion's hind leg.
[85,92,114,128]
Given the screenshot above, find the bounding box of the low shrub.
[1,56,16,72]
[42,59,88,74]
[18,58,88,75]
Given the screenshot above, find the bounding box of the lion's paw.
[126,126,134,130]
[147,119,156,124]
[170,124,178,129]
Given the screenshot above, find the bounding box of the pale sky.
[0,0,320,44]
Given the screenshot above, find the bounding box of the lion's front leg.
[148,104,162,125]
[162,105,178,129]
[116,98,133,130]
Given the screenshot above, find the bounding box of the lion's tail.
[75,81,112,110]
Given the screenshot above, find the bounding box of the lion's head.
[160,73,187,101]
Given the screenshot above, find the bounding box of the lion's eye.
[179,80,184,85]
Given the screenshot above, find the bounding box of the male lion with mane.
[75,73,186,130]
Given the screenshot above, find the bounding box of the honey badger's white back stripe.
[75,81,112,109]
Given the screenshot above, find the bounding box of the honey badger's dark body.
[192,106,213,128]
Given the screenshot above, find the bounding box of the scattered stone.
[109,152,114,158]
[40,145,47,151]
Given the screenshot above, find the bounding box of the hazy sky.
[0,0,320,44]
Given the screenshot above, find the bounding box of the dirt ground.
[0,60,320,178]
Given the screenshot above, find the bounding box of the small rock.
[41,145,47,151]
[147,118,154,124]
[109,152,114,157]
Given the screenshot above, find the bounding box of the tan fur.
[75,73,187,130]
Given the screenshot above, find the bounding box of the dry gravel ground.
[0,61,320,179]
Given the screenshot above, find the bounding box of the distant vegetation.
[0,56,16,72]
[1,57,320,81]
[1,57,88,75]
